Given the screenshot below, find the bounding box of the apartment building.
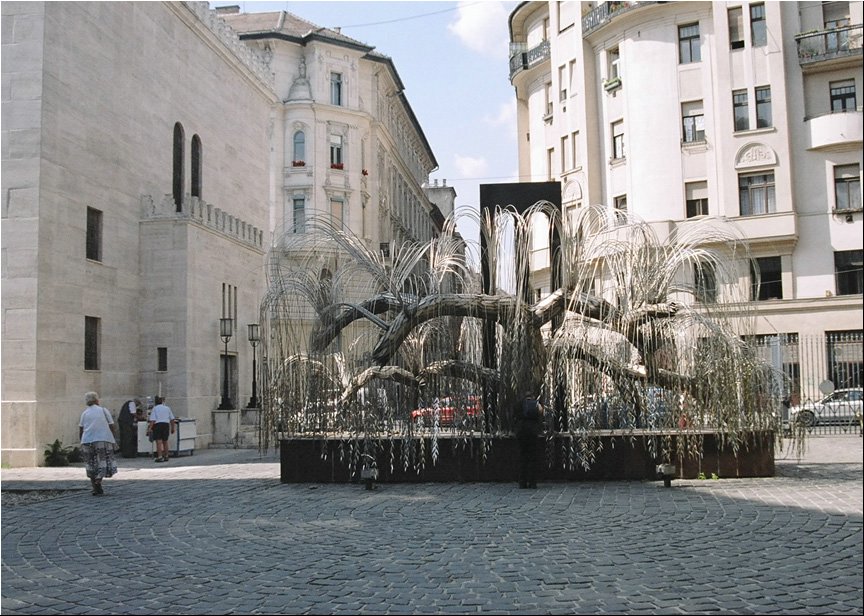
[1,2,446,466]
[508,1,862,400]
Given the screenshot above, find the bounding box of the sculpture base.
[279,431,775,483]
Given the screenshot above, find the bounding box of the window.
[330,72,342,106]
[608,48,620,80]
[685,181,709,218]
[85,316,100,371]
[733,90,749,131]
[86,207,102,262]
[292,131,305,163]
[571,131,579,168]
[330,198,345,229]
[560,136,568,172]
[605,47,621,89]
[292,196,306,233]
[835,250,863,295]
[544,82,553,116]
[827,330,863,389]
[157,347,168,372]
[830,80,857,112]
[611,120,625,159]
[834,165,861,211]
[739,172,775,215]
[547,148,555,180]
[681,100,705,143]
[191,135,202,199]
[750,3,766,47]
[823,1,851,51]
[755,86,772,128]
[329,134,343,168]
[751,256,782,300]
[679,23,701,64]
[747,333,800,403]
[172,122,184,211]
[614,195,627,225]
[558,65,567,101]
[694,261,717,303]
[728,7,744,49]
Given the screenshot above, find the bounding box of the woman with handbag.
[78,391,118,496]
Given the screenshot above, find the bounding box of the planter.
[279,431,775,483]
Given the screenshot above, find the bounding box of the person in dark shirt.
[515,392,544,489]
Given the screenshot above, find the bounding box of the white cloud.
[483,100,516,128]
[447,1,510,59]
[454,154,489,179]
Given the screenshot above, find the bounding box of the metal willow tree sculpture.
[259,202,790,474]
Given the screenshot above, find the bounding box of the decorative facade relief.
[734,142,778,169]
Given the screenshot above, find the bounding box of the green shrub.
[43,439,75,467]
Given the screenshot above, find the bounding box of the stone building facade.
[1,1,445,466]
[508,1,862,400]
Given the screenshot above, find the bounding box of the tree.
[259,204,786,469]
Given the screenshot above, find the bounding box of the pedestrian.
[117,398,142,458]
[148,396,175,462]
[514,391,544,489]
[78,391,118,496]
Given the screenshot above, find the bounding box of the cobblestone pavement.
[2,437,862,615]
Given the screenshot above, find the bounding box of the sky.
[209,0,521,245]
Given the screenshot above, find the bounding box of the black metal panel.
[480,181,561,214]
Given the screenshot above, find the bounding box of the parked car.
[788,388,863,428]
[411,395,480,428]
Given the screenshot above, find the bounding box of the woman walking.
[79,391,118,495]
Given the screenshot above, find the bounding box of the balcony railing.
[509,39,550,79]
[582,1,657,37]
[796,24,862,66]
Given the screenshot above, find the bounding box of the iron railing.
[795,24,863,65]
[509,39,550,79]
[582,1,657,37]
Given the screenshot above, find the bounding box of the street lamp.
[246,323,260,409]
[218,317,234,410]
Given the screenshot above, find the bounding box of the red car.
[411,395,480,427]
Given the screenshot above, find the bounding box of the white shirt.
[150,403,175,424]
[79,405,116,444]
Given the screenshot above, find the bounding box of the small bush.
[43,439,76,467]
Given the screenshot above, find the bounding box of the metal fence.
[752,330,863,436]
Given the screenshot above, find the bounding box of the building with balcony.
[1,2,448,466]
[508,1,862,400]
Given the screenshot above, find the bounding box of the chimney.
[215,5,241,15]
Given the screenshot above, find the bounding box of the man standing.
[515,392,544,489]
[148,396,175,462]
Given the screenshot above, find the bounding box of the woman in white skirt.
[78,391,118,496]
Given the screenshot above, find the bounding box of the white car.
[788,388,863,428]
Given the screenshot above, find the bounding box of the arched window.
[293,131,305,164]
[173,122,185,211]
[191,134,202,199]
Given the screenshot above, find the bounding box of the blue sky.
[210,1,521,243]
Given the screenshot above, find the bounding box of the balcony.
[582,1,657,37]
[795,25,862,69]
[805,110,863,151]
[509,39,550,80]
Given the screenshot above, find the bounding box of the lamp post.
[218,317,234,410]
[246,323,260,409]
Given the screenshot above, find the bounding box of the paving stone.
[2,439,862,614]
